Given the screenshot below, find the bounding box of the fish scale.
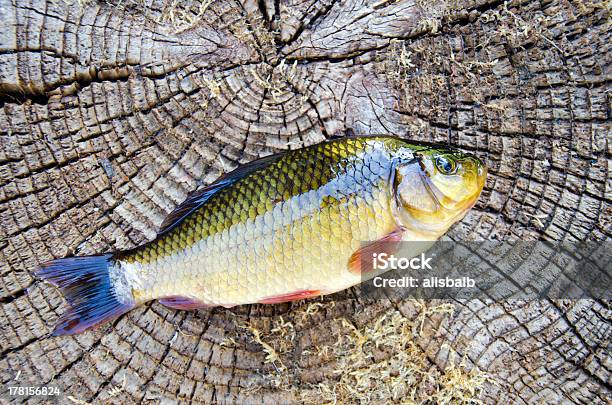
[119,138,398,305]
[36,135,486,335]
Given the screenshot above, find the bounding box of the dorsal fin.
[328,128,356,140]
[158,152,286,235]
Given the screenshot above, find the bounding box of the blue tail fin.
[35,254,135,336]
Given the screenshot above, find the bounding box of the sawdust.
[202,77,222,100]
[243,302,497,403]
[381,0,605,111]
[107,374,127,398]
[239,316,297,391]
[66,396,91,405]
[414,301,455,335]
[157,0,214,33]
[414,0,458,34]
[433,345,498,404]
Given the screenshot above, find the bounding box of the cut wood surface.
[0,0,610,403]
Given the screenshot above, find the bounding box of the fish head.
[392,145,487,235]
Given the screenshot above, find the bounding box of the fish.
[36,136,486,335]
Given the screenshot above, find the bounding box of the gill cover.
[392,148,486,234]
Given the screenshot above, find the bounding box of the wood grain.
[0,0,610,403]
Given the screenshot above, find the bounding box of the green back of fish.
[122,136,410,265]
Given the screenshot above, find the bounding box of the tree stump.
[0,0,610,403]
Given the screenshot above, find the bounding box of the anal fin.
[159,296,211,310]
[259,290,321,304]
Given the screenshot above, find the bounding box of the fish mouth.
[416,162,485,225]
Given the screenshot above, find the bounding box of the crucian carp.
[36,136,486,335]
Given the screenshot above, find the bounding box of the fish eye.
[435,155,457,175]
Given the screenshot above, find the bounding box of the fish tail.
[35,254,135,336]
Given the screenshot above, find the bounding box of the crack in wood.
[0,0,610,403]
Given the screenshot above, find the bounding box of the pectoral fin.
[348,227,405,274]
